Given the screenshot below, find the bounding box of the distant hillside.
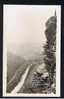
[8,43,43,60]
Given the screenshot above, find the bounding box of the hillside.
[7,52,26,83]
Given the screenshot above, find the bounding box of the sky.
[3,5,58,55]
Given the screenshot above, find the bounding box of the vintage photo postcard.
[3,5,61,97]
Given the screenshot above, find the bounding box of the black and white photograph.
[3,5,61,97]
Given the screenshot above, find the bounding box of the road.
[11,65,32,94]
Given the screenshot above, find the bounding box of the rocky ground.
[18,63,56,94]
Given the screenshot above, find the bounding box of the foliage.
[43,12,57,85]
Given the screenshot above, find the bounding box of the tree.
[43,11,57,88]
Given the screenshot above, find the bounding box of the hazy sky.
[4,5,58,53]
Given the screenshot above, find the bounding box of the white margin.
[56,5,61,97]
